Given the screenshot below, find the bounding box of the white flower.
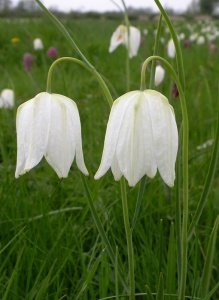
[0,89,14,108]
[109,25,141,58]
[196,139,213,150]
[95,90,178,187]
[167,38,175,58]
[15,92,88,178]
[196,36,205,45]
[33,38,44,50]
[154,65,165,86]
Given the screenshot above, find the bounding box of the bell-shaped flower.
[109,25,141,58]
[15,92,88,178]
[47,46,58,57]
[95,90,178,187]
[167,38,175,58]
[23,52,33,72]
[154,65,165,86]
[33,38,44,50]
[0,89,14,108]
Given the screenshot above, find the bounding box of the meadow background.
[0,10,218,299]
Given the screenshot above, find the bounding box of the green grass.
[0,14,218,299]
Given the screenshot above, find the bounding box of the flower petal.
[95,91,139,180]
[116,92,156,186]
[145,90,178,187]
[109,25,126,53]
[124,26,141,58]
[15,92,51,177]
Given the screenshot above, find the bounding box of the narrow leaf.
[35,259,56,300]
[75,249,105,300]
[145,285,154,300]
[198,215,219,297]
[156,273,164,300]
[166,223,176,300]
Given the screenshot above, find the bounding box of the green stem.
[120,177,135,299]
[149,14,163,89]
[121,0,130,91]
[188,85,219,241]
[154,0,185,91]
[46,57,113,107]
[35,0,93,68]
[141,55,188,300]
[80,173,128,291]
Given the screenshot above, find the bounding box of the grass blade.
[166,223,176,300]
[156,273,164,300]
[3,245,25,300]
[198,215,219,298]
[35,260,56,300]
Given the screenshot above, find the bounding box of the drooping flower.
[15,92,88,178]
[23,52,33,72]
[33,38,44,50]
[47,46,58,57]
[95,90,178,187]
[167,38,175,58]
[0,89,14,108]
[109,25,141,58]
[154,64,165,86]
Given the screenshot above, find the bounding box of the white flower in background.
[179,33,185,40]
[33,38,44,50]
[196,36,205,45]
[109,25,141,58]
[15,92,88,178]
[143,29,148,35]
[167,38,175,58]
[189,33,198,42]
[196,139,214,150]
[154,65,165,86]
[0,89,14,108]
[95,90,178,187]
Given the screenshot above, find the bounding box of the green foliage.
[0,14,218,299]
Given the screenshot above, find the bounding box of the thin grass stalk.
[120,177,135,299]
[141,55,188,300]
[80,173,128,291]
[188,86,219,241]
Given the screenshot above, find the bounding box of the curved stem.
[35,0,93,69]
[121,177,135,299]
[46,57,113,107]
[121,0,130,91]
[141,55,189,300]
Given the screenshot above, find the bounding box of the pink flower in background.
[23,52,33,72]
[183,39,192,48]
[172,83,179,98]
[208,42,217,54]
[47,46,58,57]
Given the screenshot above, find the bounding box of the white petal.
[109,25,126,53]
[167,39,175,58]
[45,94,88,177]
[95,91,139,180]
[124,26,141,58]
[116,92,156,186]
[15,92,51,177]
[145,90,178,187]
[111,155,122,181]
[154,65,165,86]
[0,89,14,108]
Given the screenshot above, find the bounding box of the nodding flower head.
[47,46,58,57]
[95,90,178,187]
[23,52,33,72]
[109,25,141,58]
[15,92,88,178]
